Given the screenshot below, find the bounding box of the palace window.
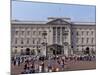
[33,46,35,48]
[38,38,41,44]
[87,38,89,43]
[91,31,93,35]
[62,27,65,29]
[53,36,56,43]
[82,38,84,43]
[87,31,89,35]
[62,27,65,34]
[53,27,56,43]
[33,31,36,35]
[91,38,94,43]
[27,31,30,35]
[57,27,60,43]
[15,38,17,44]
[76,38,79,43]
[57,36,60,43]
[15,46,17,48]
[76,31,79,36]
[39,31,41,35]
[33,38,35,44]
[21,31,24,35]
[82,31,84,35]
[53,27,56,34]
[64,36,67,40]
[27,38,29,44]
[15,31,18,35]
[21,38,24,44]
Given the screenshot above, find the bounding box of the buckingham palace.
[11,17,96,56]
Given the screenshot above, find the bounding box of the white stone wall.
[71,25,96,55]
[11,20,96,56]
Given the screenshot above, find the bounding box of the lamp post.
[42,31,47,57]
[42,31,47,38]
[36,40,39,56]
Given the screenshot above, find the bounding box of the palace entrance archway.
[48,44,63,56]
[26,48,30,55]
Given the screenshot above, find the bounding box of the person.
[48,61,52,72]
[41,61,45,72]
[26,67,30,74]
[13,59,16,66]
[48,66,52,72]
[34,63,38,73]
[39,64,42,73]
[62,59,65,68]
[30,64,35,73]
[16,59,18,66]
[57,60,60,65]
[60,59,64,71]
[55,67,59,72]
[21,68,27,74]
[21,57,24,63]
[44,66,48,72]
[18,59,20,66]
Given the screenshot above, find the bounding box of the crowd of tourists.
[11,54,96,74]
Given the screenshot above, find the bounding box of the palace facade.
[11,17,96,56]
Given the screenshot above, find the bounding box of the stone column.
[56,27,57,44]
[60,27,62,45]
[63,30,69,56]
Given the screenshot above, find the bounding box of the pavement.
[11,60,96,75]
